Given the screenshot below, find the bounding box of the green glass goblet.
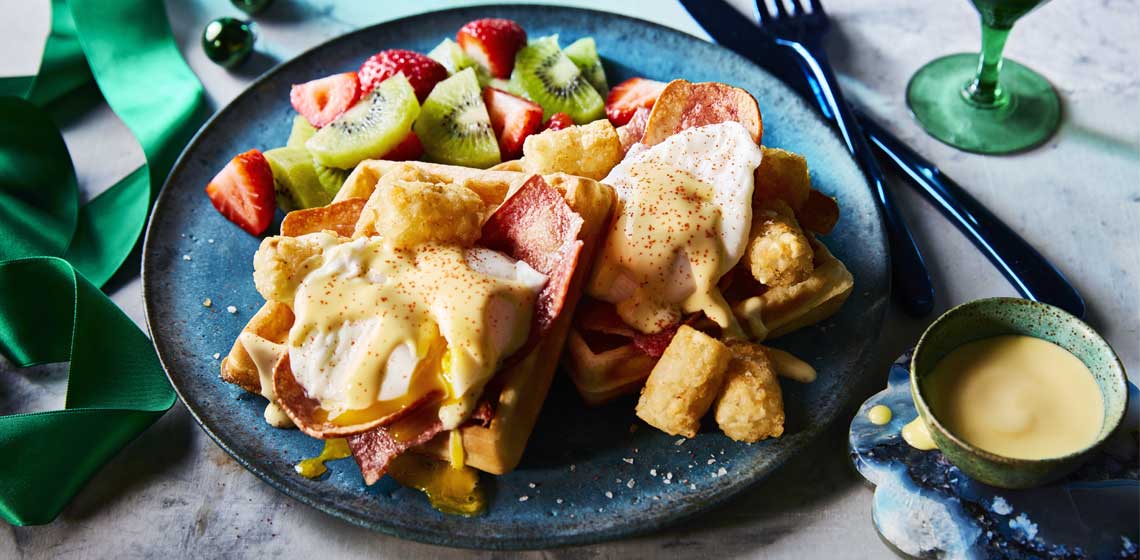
[906,0,1060,154]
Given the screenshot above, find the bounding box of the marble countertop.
[2,0,1137,557]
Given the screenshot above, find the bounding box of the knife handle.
[784,44,935,317]
[854,111,1086,318]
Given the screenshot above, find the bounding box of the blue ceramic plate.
[142,5,887,549]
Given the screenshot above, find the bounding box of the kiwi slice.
[428,39,492,85]
[413,68,501,169]
[563,37,608,97]
[490,77,526,98]
[312,158,350,196]
[264,147,331,210]
[286,114,316,148]
[306,73,420,169]
[511,35,604,124]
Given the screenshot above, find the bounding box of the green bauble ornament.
[202,17,254,68]
[231,0,273,15]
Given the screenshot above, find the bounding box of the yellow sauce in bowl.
[924,335,1103,460]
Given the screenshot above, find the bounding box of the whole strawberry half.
[543,112,574,131]
[358,49,448,102]
[605,77,666,126]
[457,18,527,79]
[483,87,543,160]
[206,149,275,236]
[290,72,360,128]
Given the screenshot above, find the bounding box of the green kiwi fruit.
[413,68,501,169]
[312,158,350,196]
[286,114,316,148]
[427,39,492,85]
[511,35,604,123]
[306,73,420,169]
[264,146,331,210]
[563,37,608,97]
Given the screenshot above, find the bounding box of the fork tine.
[789,0,805,15]
[773,0,789,18]
[809,0,826,16]
[753,0,773,24]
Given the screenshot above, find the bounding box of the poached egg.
[287,236,546,430]
[587,122,763,334]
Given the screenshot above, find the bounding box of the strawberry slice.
[543,112,574,131]
[380,131,424,161]
[605,77,666,126]
[290,72,360,128]
[205,149,275,236]
[457,18,527,79]
[357,49,448,102]
[483,87,543,160]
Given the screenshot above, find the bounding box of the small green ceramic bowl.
[910,297,1129,489]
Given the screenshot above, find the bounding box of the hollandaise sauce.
[387,449,486,516]
[867,405,892,425]
[295,438,352,478]
[901,417,937,450]
[589,159,737,334]
[287,238,543,430]
[922,335,1103,459]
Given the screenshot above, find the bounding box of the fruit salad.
[205,17,665,236]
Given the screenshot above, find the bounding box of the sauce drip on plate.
[295,438,352,478]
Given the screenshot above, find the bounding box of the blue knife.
[679,0,1086,318]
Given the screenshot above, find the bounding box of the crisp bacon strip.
[574,298,682,359]
[348,400,495,485]
[273,353,442,439]
[616,107,651,154]
[481,175,584,334]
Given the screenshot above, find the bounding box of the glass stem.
[964,22,1011,108]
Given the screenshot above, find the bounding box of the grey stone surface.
[1,0,1137,558]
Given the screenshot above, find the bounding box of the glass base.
[906,53,1060,154]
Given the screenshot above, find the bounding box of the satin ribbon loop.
[0,0,205,526]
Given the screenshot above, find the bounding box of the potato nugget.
[522,120,622,180]
[747,199,814,287]
[354,179,485,246]
[715,341,785,442]
[754,147,811,212]
[635,326,731,438]
[253,232,340,304]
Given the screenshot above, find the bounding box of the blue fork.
[679,0,1086,318]
[750,0,934,317]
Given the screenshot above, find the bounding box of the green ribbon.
[0,0,206,525]
[0,257,175,526]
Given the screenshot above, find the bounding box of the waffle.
[220,161,613,474]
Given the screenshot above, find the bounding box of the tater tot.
[354,178,485,246]
[746,199,815,287]
[253,232,340,305]
[635,326,731,438]
[714,340,785,442]
[754,147,811,212]
[522,120,623,180]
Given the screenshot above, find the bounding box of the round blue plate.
[142,5,887,549]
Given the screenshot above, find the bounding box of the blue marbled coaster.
[850,350,1139,559]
